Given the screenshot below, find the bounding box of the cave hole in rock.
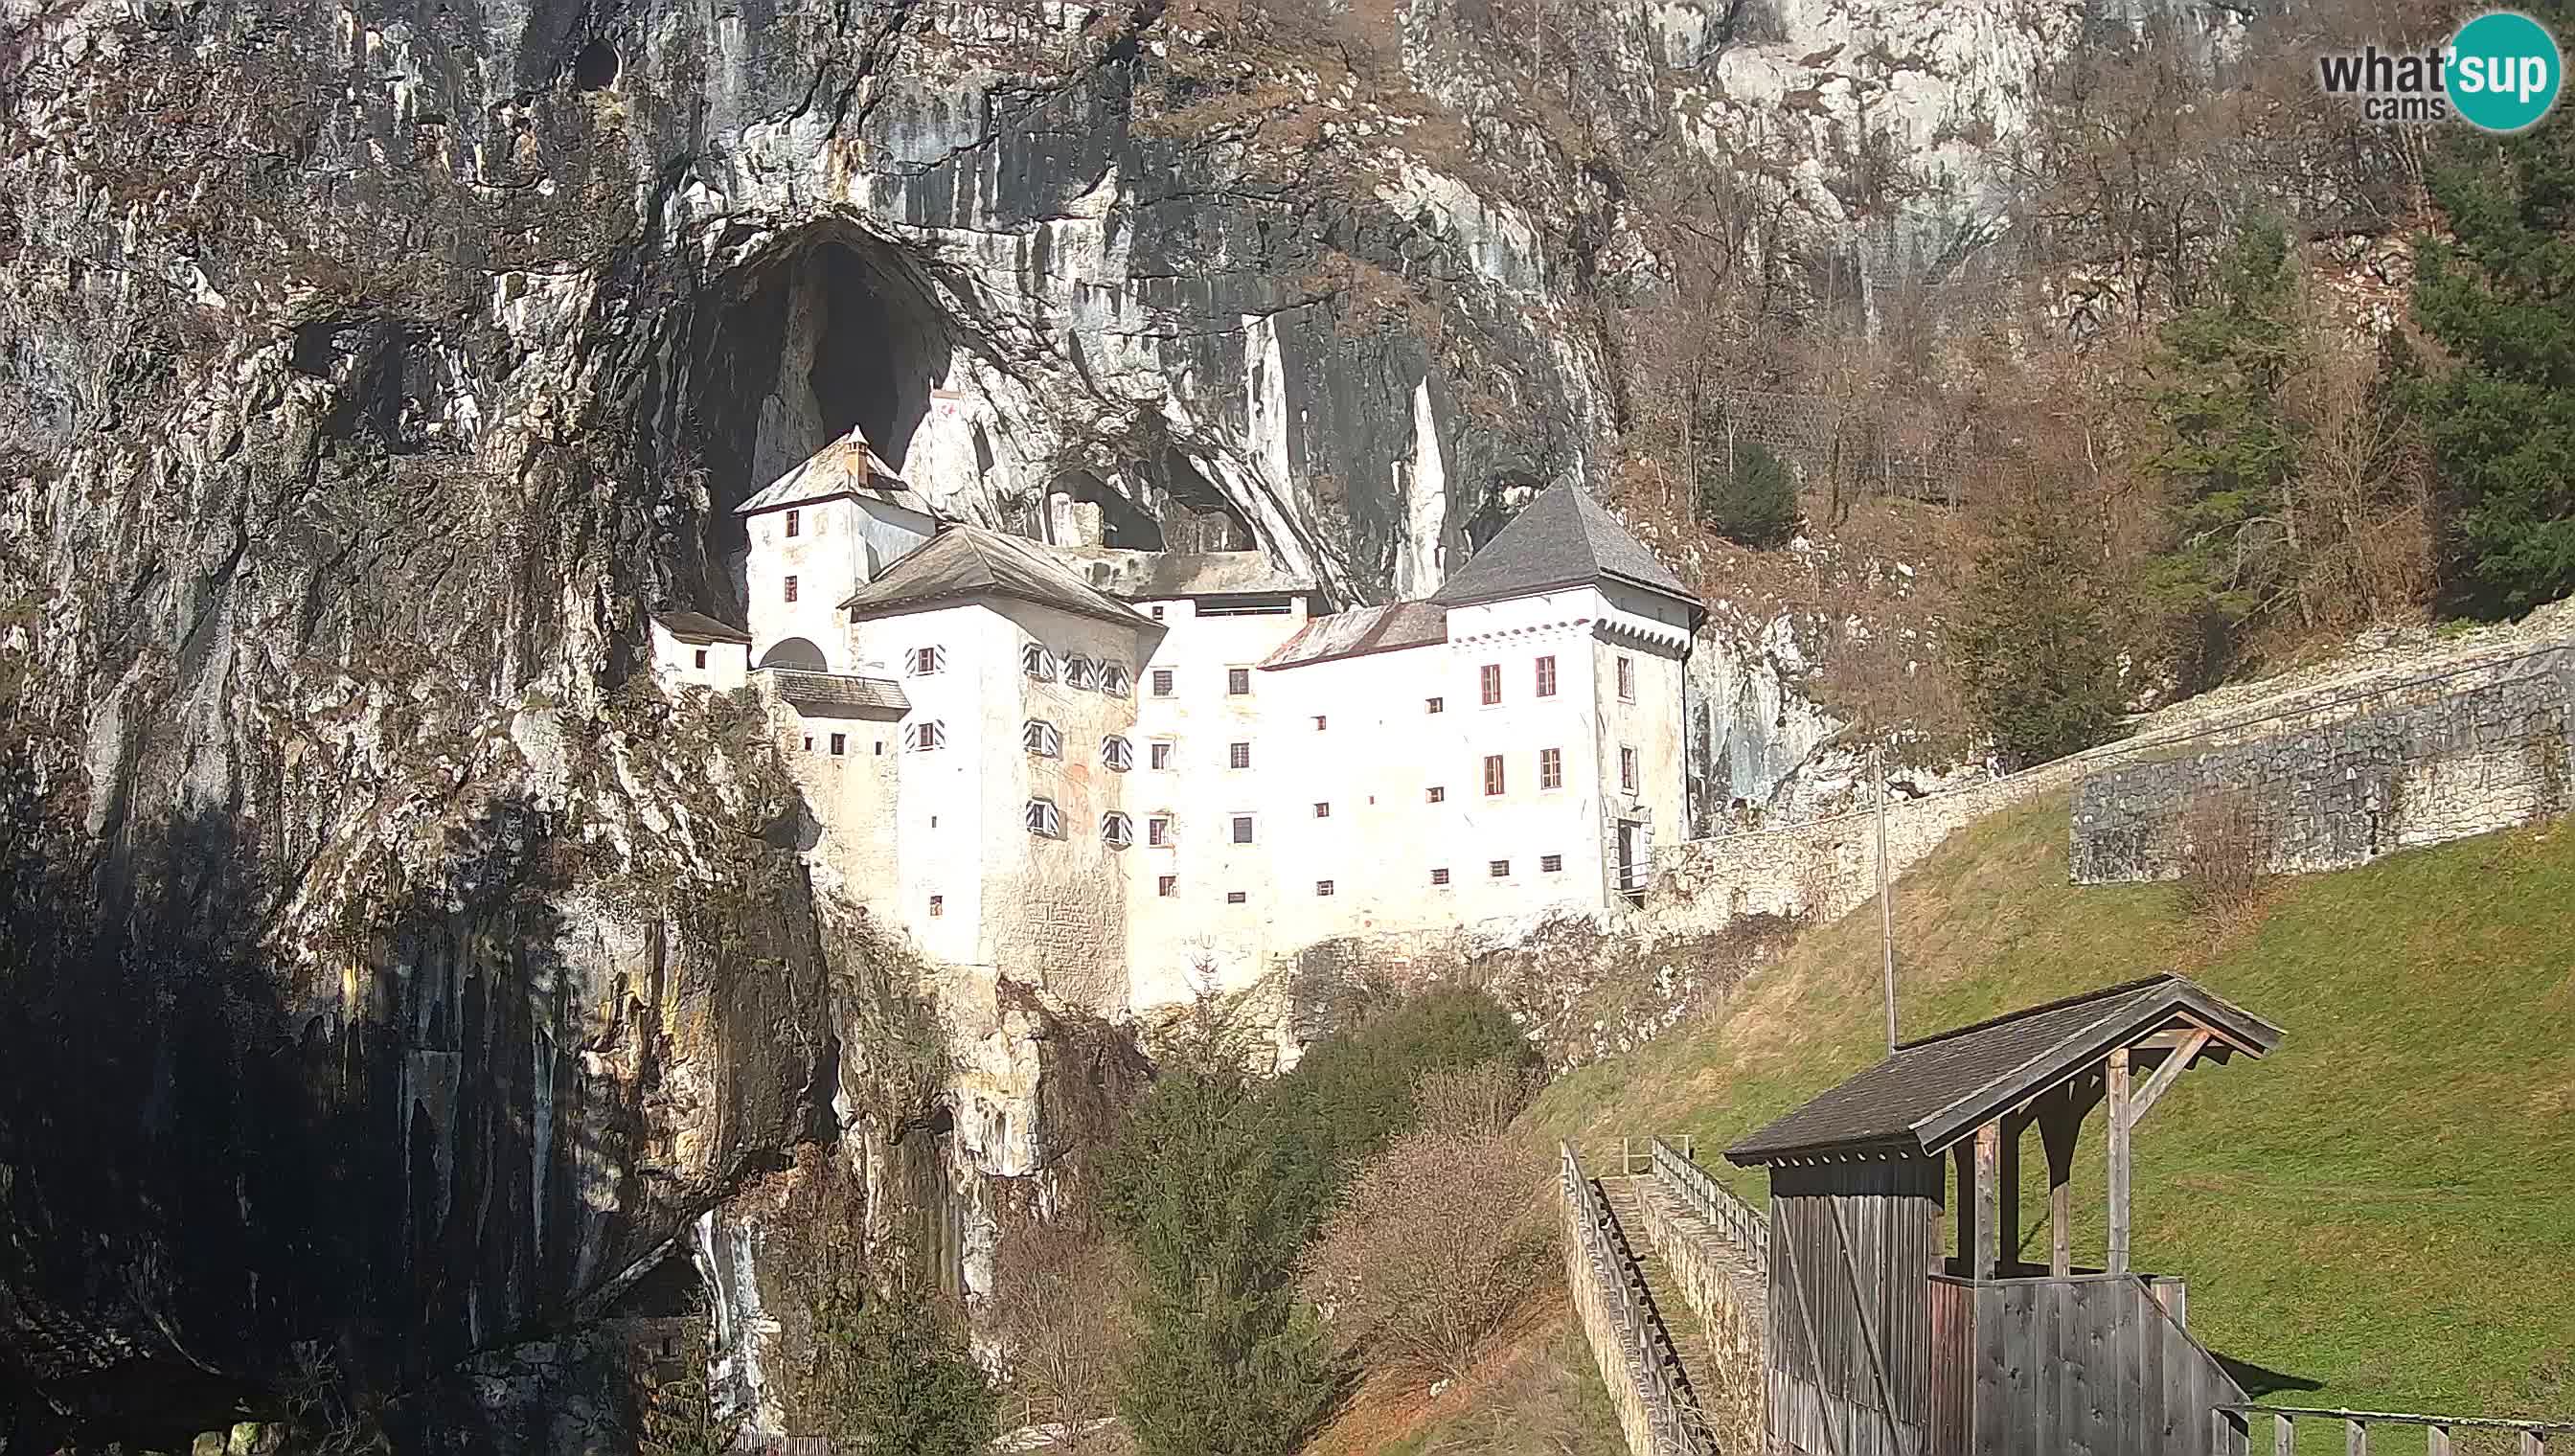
[1133,446,1254,553]
[601,1246,709,1321]
[571,38,619,90]
[1461,476,1542,553]
[1034,470,1167,550]
[687,231,956,577]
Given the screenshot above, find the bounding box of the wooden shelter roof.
[1724,975,2281,1166]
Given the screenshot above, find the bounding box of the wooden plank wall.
[1766,1158,1944,1456]
[1929,1272,2247,1456]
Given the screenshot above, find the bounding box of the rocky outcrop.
[0,0,2299,1441]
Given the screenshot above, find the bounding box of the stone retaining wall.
[1634,638,2575,934]
[2070,648,2574,882]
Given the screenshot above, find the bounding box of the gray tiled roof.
[1724,975,2282,1165]
[839,526,1159,633]
[1262,601,1448,670]
[1429,487,1698,613]
[652,610,750,645]
[765,670,908,717]
[738,425,934,517]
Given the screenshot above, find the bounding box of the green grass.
[1530,793,2575,1427]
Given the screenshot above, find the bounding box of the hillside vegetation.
[1529,794,2575,1424]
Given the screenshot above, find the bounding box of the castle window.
[1617,656,1635,702]
[1480,663,1501,705]
[929,895,944,917]
[803,735,814,752]
[904,721,946,752]
[1023,719,1062,758]
[1540,747,1562,790]
[1313,715,1327,731]
[694,649,708,670]
[1536,654,1557,697]
[1313,802,1330,818]
[1025,798,1063,837]
[1022,644,1057,682]
[1489,859,1510,877]
[1229,741,1250,770]
[1426,696,1444,714]
[1149,815,1172,847]
[1226,890,1247,904]
[1315,880,1334,897]
[1431,868,1450,886]
[1158,875,1177,897]
[876,740,884,755]
[784,576,799,603]
[1227,668,1251,694]
[830,733,847,756]
[1151,741,1174,770]
[1102,663,1131,695]
[1102,812,1133,848]
[1065,655,1098,690]
[1231,815,1254,845]
[1102,736,1134,770]
[906,646,946,675]
[1621,745,1638,792]
[1151,669,1174,696]
[1483,755,1505,796]
[1426,785,1445,803]
[1542,853,1563,873]
[785,509,800,537]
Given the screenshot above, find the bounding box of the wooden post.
[2040,1089,2082,1278]
[2107,1048,2132,1275]
[1997,1113,2022,1276]
[2428,1426,2452,1456]
[1953,1140,1977,1276]
[1973,1121,2002,1281]
[2347,1417,2367,1455]
[2274,1413,2294,1456]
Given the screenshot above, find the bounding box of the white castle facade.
[651,425,1704,1020]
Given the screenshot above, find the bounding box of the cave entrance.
[686,231,955,581]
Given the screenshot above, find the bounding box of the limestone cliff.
[0,0,2257,1442]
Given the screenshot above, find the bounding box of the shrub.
[1265,985,1540,1230]
[990,1217,1137,1437]
[1696,440,1800,548]
[1300,1061,1552,1381]
[2172,792,2271,922]
[631,1304,736,1456]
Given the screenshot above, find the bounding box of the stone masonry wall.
[2069,648,2574,882]
[1630,1178,1766,1453]
[1633,630,2575,938]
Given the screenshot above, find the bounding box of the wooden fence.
[1649,1135,1770,1269]
[2213,1405,2573,1454]
[1561,1143,1720,1456]
[1925,1270,2245,1456]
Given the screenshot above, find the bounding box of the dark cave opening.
[1140,446,1253,553]
[571,39,618,91]
[683,232,955,606]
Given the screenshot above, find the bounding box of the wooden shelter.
[1725,975,2283,1456]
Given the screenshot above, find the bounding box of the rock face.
[0,0,2261,1442]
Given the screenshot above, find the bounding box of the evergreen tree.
[2146,216,2303,676]
[1949,501,2126,766]
[2411,61,2575,615]
[791,1247,997,1456]
[1102,1058,1335,1456]
[1696,438,1801,548]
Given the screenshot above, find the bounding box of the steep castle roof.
[1428,487,1700,618]
[839,525,1161,633]
[738,425,933,518]
[651,609,750,645]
